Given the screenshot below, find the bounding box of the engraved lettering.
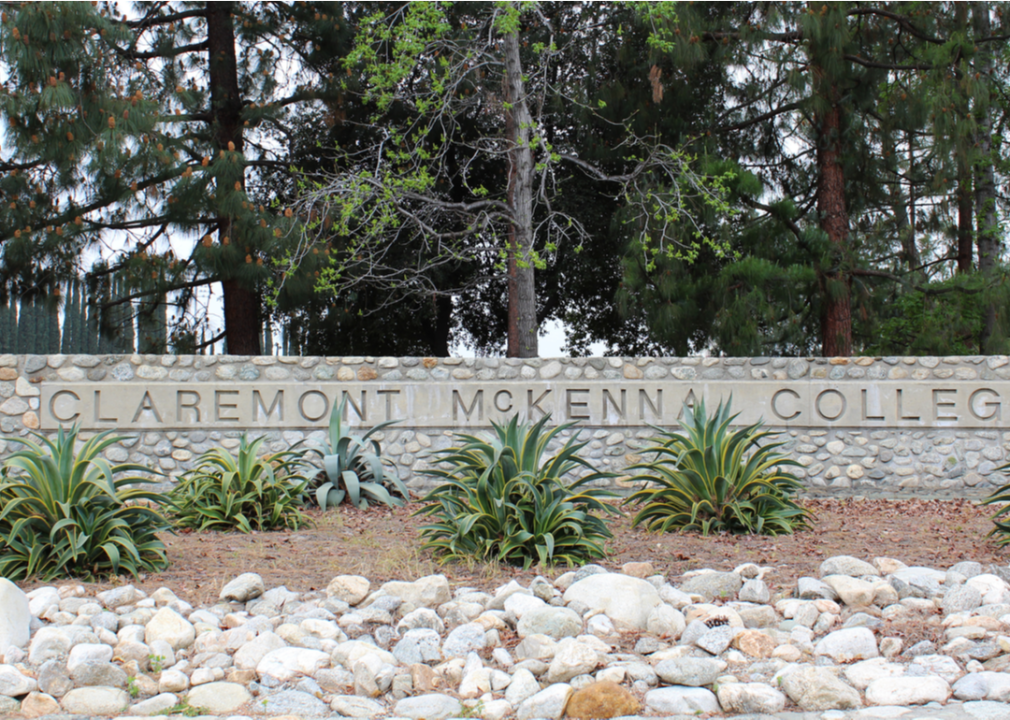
[377,389,401,421]
[94,390,117,422]
[814,389,846,421]
[214,390,240,422]
[452,389,483,421]
[932,389,958,421]
[298,390,329,422]
[771,388,801,421]
[177,391,201,423]
[341,390,366,422]
[969,388,1001,421]
[896,389,920,421]
[566,389,590,420]
[861,389,885,421]
[603,389,626,420]
[528,389,551,418]
[51,390,80,423]
[638,389,662,420]
[678,389,698,420]
[493,390,513,413]
[132,391,163,423]
[253,390,282,422]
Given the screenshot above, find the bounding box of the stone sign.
[41,380,1010,430]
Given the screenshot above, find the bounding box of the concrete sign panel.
[40,381,1010,430]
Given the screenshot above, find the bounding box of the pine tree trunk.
[955,3,974,275]
[815,93,853,357]
[503,30,538,358]
[974,2,999,350]
[957,162,974,273]
[207,2,261,355]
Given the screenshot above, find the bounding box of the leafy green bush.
[415,414,618,569]
[306,395,408,510]
[0,426,170,580]
[625,399,811,535]
[169,435,310,532]
[981,465,1010,545]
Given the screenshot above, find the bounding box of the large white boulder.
[0,580,30,654]
[562,573,661,631]
[144,607,195,651]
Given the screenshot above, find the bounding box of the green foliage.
[415,415,619,569]
[307,395,407,510]
[980,462,1010,546]
[169,436,310,533]
[0,426,170,580]
[625,399,811,536]
[865,278,988,356]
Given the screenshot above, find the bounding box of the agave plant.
[415,414,619,569]
[625,399,812,536]
[306,395,407,510]
[981,463,1010,545]
[0,426,170,580]
[169,435,310,532]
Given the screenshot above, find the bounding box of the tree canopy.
[1,1,1008,358]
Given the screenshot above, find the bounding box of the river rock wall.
[3,353,1010,497]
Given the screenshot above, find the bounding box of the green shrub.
[625,399,811,535]
[0,426,170,580]
[415,414,618,569]
[981,465,1010,545]
[306,395,407,510]
[169,435,310,532]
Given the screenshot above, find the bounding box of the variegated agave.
[415,414,619,569]
[625,399,812,535]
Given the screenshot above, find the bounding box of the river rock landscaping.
[5,555,1010,719]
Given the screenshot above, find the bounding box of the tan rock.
[0,368,16,381]
[409,663,440,692]
[620,562,655,579]
[873,557,907,574]
[336,366,355,381]
[422,358,438,368]
[357,366,378,381]
[21,692,60,718]
[565,681,639,720]
[822,575,875,607]
[226,668,258,685]
[22,411,39,429]
[732,629,777,659]
[622,365,643,379]
[327,575,370,606]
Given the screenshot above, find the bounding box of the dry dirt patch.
[22,498,1009,605]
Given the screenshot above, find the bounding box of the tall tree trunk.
[503,30,538,358]
[814,89,853,357]
[974,2,999,350]
[955,3,974,274]
[957,161,974,273]
[505,100,520,358]
[429,294,453,357]
[207,2,260,355]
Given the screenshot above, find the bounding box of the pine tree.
[0,2,351,355]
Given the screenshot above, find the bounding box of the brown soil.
[24,498,1010,605]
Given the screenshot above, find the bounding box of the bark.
[974,2,999,350]
[956,4,974,275]
[429,294,453,357]
[207,2,260,355]
[957,160,974,273]
[906,131,919,270]
[505,95,520,358]
[814,88,853,357]
[503,30,538,358]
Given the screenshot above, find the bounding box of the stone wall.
[3,353,1010,497]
